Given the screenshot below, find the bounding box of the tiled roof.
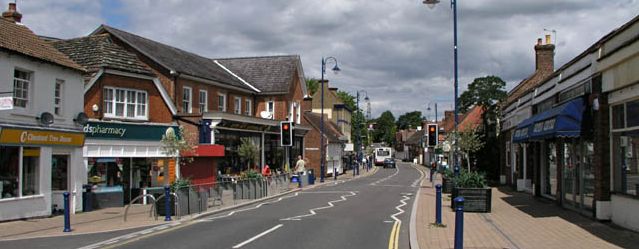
[94,25,253,92]
[216,55,306,95]
[0,18,84,71]
[52,34,153,76]
[458,106,484,131]
[405,130,425,145]
[304,112,344,143]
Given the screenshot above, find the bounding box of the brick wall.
[84,73,173,123]
[593,76,611,202]
[303,122,324,177]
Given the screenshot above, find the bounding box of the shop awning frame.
[512,97,585,143]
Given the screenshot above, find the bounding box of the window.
[296,102,301,124]
[612,104,625,130]
[613,135,639,195]
[0,146,39,199]
[54,80,63,115]
[103,87,148,119]
[234,97,241,114]
[218,93,226,111]
[13,69,31,108]
[182,87,192,113]
[267,100,275,119]
[51,155,68,191]
[199,90,208,113]
[245,99,252,116]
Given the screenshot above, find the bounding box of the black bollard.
[435,184,442,225]
[164,185,172,221]
[63,192,71,232]
[454,197,464,249]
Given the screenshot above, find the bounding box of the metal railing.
[123,194,157,222]
[124,173,293,221]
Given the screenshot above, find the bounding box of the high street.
[96,163,422,249]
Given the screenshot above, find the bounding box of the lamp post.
[423,0,460,175]
[427,102,438,123]
[356,90,368,175]
[320,57,340,183]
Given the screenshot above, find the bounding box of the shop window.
[103,87,148,119]
[626,100,639,128]
[613,134,639,195]
[612,104,625,129]
[0,146,20,199]
[0,146,39,199]
[13,69,31,108]
[51,155,69,191]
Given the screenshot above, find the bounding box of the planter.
[451,187,492,213]
[442,178,453,194]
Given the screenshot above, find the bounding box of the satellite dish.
[38,112,54,125]
[260,111,272,119]
[74,112,88,125]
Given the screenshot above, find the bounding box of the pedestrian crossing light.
[280,121,293,146]
[427,124,438,147]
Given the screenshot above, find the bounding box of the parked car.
[383,158,396,168]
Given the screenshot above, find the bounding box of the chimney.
[534,36,555,73]
[329,87,338,96]
[2,3,22,23]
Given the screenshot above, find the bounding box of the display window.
[0,146,40,199]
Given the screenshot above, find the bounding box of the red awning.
[182,144,225,157]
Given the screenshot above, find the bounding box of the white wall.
[0,51,85,220]
[611,194,639,232]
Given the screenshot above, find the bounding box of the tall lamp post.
[427,102,438,122]
[356,90,369,175]
[320,57,340,183]
[423,0,460,175]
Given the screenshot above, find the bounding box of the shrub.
[454,170,487,188]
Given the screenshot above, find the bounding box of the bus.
[374,147,393,166]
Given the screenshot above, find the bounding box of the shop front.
[83,121,178,208]
[0,126,85,220]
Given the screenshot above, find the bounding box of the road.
[4,163,425,249]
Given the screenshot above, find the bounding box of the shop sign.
[0,96,13,110]
[84,121,178,141]
[0,128,85,146]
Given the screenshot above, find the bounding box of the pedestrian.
[294,155,306,175]
[262,164,271,177]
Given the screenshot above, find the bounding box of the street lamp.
[423,0,460,175]
[320,57,340,183]
[427,102,438,122]
[356,90,368,175]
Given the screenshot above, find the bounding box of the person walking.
[294,155,306,175]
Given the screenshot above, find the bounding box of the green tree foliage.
[238,137,260,171]
[305,78,319,96]
[396,111,423,130]
[458,75,507,181]
[336,91,356,111]
[373,111,397,146]
[458,127,484,171]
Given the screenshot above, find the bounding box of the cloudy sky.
[8,0,638,119]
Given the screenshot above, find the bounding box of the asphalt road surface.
[6,163,426,249]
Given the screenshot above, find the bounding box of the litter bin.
[82,184,93,212]
[308,169,315,185]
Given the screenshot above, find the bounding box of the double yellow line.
[388,220,401,249]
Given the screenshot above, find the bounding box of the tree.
[161,126,195,184]
[458,75,507,181]
[336,90,356,111]
[373,111,397,146]
[396,111,423,130]
[458,127,484,171]
[305,78,319,96]
[238,137,260,171]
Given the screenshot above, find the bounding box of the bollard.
[334,167,337,181]
[356,163,360,175]
[454,197,464,249]
[435,184,442,225]
[63,192,71,232]
[164,185,172,221]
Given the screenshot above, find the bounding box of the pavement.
[0,165,376,243]
[412,166,639,249]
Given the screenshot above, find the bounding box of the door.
[52,155,69,191]
[562,141,594,214]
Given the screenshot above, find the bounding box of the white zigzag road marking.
[411,165,426,187]
[391,195,411,222]
[371,166,400,186]
[197,192,300,222]
[280,191,357,221]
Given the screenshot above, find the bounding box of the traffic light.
[427,124,438,147]
[280,121,293,146]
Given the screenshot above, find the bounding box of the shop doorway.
[562,141,595,214]
[541,142,558,199]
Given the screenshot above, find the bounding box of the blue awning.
[512,97,584,143]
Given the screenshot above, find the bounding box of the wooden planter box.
[442,178,453,194]
[451,187,492,213]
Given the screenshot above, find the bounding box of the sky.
[7,0,638,120]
